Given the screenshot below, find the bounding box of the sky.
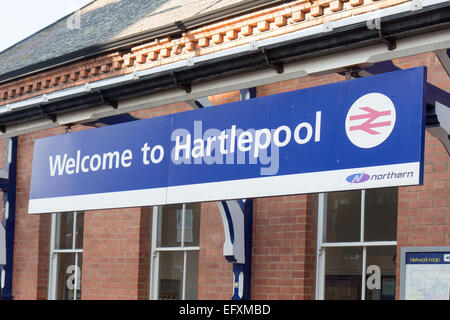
[0,0,93,52]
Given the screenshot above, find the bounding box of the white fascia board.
[0,96,44,114]
[368,29,450,63]
[4,118,60,137]
[139,60,189,77]
[56,104,122,126]
[2,103,122,136]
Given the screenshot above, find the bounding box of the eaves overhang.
[0,0,449,135]
[0,0,295,86]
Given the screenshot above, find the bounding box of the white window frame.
[48,212,83,300]
[149,204,200,300]
[315,190,397,300]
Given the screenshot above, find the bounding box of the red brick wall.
[130,101,193,119]
[258,73,346,96]
[81,207,150,300]
[252,194,317,300]
[389,52,450,300]
[138,206,152,299]
[13,128,64,299]
[394,53,450,92]
[198,195,318,301]
[396,131,450,299]
[198,202,233,299]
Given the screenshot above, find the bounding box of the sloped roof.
[0,0,243,80]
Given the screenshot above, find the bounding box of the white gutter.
[0,0,448,137]
[1,27,448,138]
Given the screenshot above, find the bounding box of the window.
[316,188,397,300]
[48,212,84,300]
[150,203,200,300]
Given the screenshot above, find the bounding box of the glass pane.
[158,251,183,300]
[364,188,398,241]
[56,212,74,249]
[56,253,79,300]
[184,203,201,247]
[184,251,199,300]
[326,191,361,242]
[159,204,183,247]
[325,247,362,300]
[75,212,84,249]
[366,246,396,300]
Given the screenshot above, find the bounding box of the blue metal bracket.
[193,88,256,300]
[435,48,450,79]
[359,61,450,155]
[218,199,253,300]
[83,113,139,127]
[1,137,17,300]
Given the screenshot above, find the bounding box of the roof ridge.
[0,0,96,56]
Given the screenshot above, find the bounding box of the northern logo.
[346,170,414,184]
[345,93,396,148]
[346,172,370,184]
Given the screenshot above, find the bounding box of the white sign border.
[29,162,420,214]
